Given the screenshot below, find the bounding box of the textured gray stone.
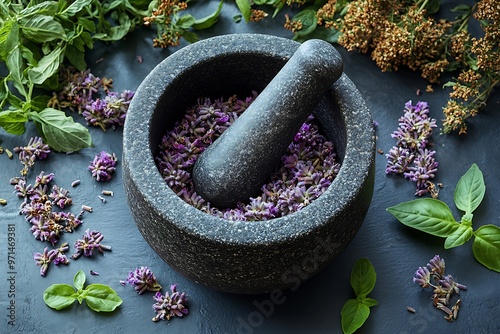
[123,34,375,294]
[192,39,343,208]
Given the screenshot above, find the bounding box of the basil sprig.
[341,258,378,334]
[43,270,123,312]
[0,0,222,152]
[387,163,500,272]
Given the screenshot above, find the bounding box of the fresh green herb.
[0,0,150,152]
[43,270,123,312]
[387,163,500,272]
[341,258,378,334]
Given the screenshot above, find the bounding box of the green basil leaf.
[454,163,485,214]
[235,0,251,22]
[28,45,65,85]
[424,0,440,14]
[20,15,67,43]
[65,44,87,70]
[98,13,131,41]
[451,4,472,12]
[472,224,500,272]
[182,30,199,44]
[20,1,59,17]
[30,95,51,112]
[0,109,28,135]
[74,270,86,291]
[29,108,92,152]
[350,258,376,298]
[360,297,378,307]
[63,0,93,15]
[84,284,123,312]
[192,0,223,30]
[292,8,318,37]
[0,20,19,61]
[176,14,196,30]
[341,299,370,334]
[43,284,76,310]
[6,46,27,97]
[78,17,97,33]
[387,198,459,238]
[444,224,474,249]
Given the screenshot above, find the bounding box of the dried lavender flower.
[13,137,50,175]
[152,284,188,322]
[82,90,134,131]
[155,95,340,221]
[72,229,111,259]
[34,247,57,277]
[35,171,55,187]
[386,101,438,196]
[52,243,70,266]
[121,267,162,294]
[49,185,73,209]
[413,255,467,322]
[88,151,117,182]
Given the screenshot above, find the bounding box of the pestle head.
[192,39,343,208]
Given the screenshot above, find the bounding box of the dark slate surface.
[0,1,499,333]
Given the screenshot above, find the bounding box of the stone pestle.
[192,39,344,208]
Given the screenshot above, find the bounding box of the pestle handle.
[192,39,343,208]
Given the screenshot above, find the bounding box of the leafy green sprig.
[44,270,123,312]
[341,258,378,334]
[387,163,500,272]
[0,0,220,152]
[0,0,150,152]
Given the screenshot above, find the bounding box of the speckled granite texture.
[123,34,375,294]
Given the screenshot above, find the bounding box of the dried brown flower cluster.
[442,0,500,134]
[316,0,337,28]
[280,0,499,135]
[250,9,268,22]
[339,0,452,82]
[143,0,189,48]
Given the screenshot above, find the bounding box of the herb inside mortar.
[387,163,500,272]
[155,93,340,221]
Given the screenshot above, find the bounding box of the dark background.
[1,1,499,333]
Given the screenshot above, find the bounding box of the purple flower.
[34,247,57,276]
[154,94,339,221]
[13,178,33,198]
[82,90,134,131]
[60,212,82,233]
[13,137,50,175]
[55,67,102,113]
[386,101,438,196]
[413,266,431,288]
[72,229,111,259]
[34,171,55,187]
[52,243,70,266]
[88,151,117,182]
[152,284,188,322]
[121,267,162,294]
[427,255,445,276]
[49,185,73,209]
